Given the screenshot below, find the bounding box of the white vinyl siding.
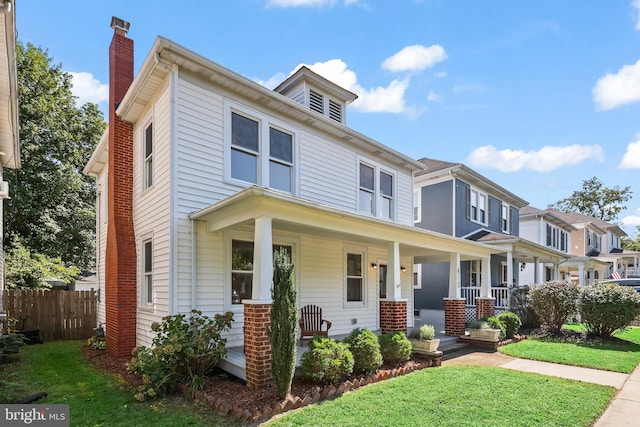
[142,239,153,305]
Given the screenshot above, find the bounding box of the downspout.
[191,219,197,310]
[167,61,177,315]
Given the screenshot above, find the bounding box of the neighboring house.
[0,0,19,315]
[413,159,566,321]
[551,210,638,282]
[84,19,498,386]
[519,207,610,286]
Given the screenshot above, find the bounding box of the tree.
[622,226,640,251]
[267,248,297,398]
[4,42,106,270]
[550,176,632,222]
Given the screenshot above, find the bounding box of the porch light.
[400,266,407,273]
[371,263,378,269]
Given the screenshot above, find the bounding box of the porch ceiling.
[190,187,500,260]
[479,237,569,264]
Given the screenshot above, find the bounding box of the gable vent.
[329,99,342,123]
[309,90,324,114]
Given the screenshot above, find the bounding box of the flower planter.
[409,338,440,353]
[468,328,501,342]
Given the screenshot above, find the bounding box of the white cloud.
[69,71,108,106]
[381,45,447,72]
[622,207,640,228]
[427,90,440,102]
[465,144,604,172]
[633,0,640,30]
[619,136,640,168]
[254,72,287,90]
[593,59,640,111]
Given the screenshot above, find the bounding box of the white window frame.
[468,260,481,287]
[140,236,153,309]
[413,189,421,223]
[142,117,154,192]
[344,245,367,307]
[500,203,510,233]
[224,230,299,312]
[468,187,488,226]
[546,223,569,252]
[224,100,298,195]
[357,157,396,220]
[500,261,508,285]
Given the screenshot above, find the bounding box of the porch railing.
[461,287,510,309]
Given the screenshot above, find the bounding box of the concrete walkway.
[442,348,639,426]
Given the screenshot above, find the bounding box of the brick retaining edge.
[178,358,435,424]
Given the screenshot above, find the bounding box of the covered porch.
[190,187,498,386]
[560,257,611,286]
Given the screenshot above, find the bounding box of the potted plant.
[408,324,440,352]
[467,319,501,342]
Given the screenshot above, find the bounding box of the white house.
[0,0,19,314]
[84,18,498,386]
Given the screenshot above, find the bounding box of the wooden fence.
[2,289,97,341]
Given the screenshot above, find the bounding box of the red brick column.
[380,300,407,334]
[105,21,137,358]
[476,297,495,320]
[444,298,465,337]
[244,303,272,387]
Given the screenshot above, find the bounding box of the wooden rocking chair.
[299,304,332,346]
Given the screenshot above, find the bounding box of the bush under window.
[299,336,354,384]
[378,331,411,364]
[343,328,383,374]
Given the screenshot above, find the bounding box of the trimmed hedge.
[378,331,411,364]
[343,328,383,374]
[580,282,640,337]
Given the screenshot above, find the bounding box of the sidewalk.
[442,348,639,426]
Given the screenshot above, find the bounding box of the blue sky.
[18,1,640,236]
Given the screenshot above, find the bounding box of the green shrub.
[529,281,580,332]
[484,316,506,340]
[378,331,411,364]
[343,328,383,374]
[410,324,435,340]
[0,319,24,362]
[268,248,297,398]
[299,337,354,384]
[497,311,522,339]
[127,310,233,401]
[580,282,640,337]
[509,286,540,329]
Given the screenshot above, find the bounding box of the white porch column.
[385,241,402,300]
[578,264,585,286]
[480,256,492,298]
[506,250,514,287]
[553,264,560,280]
[533,257,541,283]
[448,252,461,298]
[251,216,273,302]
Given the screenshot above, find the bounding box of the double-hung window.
[468,260,481,287]
[358,161,395,220]
[231,112,259,184]
[500,203,510,233]
[143,239,153,305]
[468,188,487,225]
[346,251,364,303]
[144,123,153,190]
[269,127,293,192]
[228,106,296,193]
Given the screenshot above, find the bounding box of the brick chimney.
[105,17,137,358]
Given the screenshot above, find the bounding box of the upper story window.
[143,122,153,190]
[413,190,421,223]
[227,104,297,194]
[467,187,488,225]
[546,223,568,252]
[358,161,395,220]
[587,230,601,251]
[500,203,510,233]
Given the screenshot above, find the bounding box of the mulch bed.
[82,346,435,424]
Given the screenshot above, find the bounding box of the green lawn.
[266,366,614,427]
[0,341,238,427]
[499,326,640,373]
